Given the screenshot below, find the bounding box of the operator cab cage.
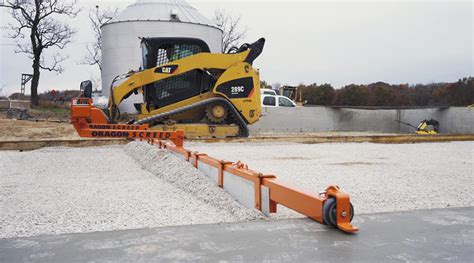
[140,37,211,70]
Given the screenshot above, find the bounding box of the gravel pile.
[123,141,263,221]
[187,141,474,215]
[0,145,261,239]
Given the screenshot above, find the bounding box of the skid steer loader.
[98,38,266,139]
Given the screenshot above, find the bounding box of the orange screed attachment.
[70,98,185,147]
[151,139,359,233]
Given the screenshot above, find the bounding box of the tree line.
[283,77,473,107]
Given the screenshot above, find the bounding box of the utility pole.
[21,74,33,96]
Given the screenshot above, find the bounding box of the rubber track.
[134,98,250,137]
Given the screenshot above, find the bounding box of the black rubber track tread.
[134,97,249,137]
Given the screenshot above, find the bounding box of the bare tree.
[214,9,247,53]
[0,0,80,106]
[82,5,117,73]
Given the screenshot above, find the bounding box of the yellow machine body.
[107,39,265,138]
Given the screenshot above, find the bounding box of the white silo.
[101,0,222,113]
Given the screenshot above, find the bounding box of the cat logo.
[155,65,178,74]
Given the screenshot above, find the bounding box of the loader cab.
[140,37,214,112]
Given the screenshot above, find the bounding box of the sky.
[0,0,472,96]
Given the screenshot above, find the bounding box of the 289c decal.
[231,86,245,95]
[216,77,254,98]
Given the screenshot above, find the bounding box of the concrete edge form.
[1,133,473,151]
[203,134,474,144]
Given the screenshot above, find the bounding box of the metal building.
[101,0,222,113]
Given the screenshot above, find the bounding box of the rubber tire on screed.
[323,198,355,227]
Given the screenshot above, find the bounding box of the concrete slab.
[1,207,473,262]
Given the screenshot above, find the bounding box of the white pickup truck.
[261,94,297,107]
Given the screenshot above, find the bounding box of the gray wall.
[0,100,30,110]
[250,107,474,134]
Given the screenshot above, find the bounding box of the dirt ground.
[0,104,142,141]
[0,114,78,141]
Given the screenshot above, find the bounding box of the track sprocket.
[205,103,228,123]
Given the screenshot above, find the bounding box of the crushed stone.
[123,141,264,221]
[0,144,262,239]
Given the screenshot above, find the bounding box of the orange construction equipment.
[156,139,358,233]
[70,97,184,146]
[70,95,358,233]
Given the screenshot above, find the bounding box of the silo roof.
[106,0,220,29]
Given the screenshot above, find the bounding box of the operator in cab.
[166,45,193,62]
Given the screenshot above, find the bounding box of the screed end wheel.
[323,198,355,227]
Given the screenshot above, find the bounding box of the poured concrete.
[1,207,473,262]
